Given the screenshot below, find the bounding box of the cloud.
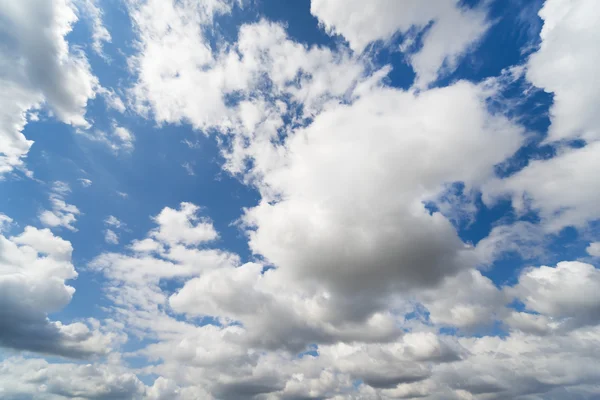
[0,0,98,176]
[507,261,600,331]
[150,202,218,246]
[240,80,523,321]
[419,269,507,331]
[310,0,490,87]
[587,242,600,257]
[103,216,125,245]
[0,357,145,399]
[105,229,119,245]
[128,1,366,147]
[77,0,112,58]
[526,0,600,143]
[105,215,125,229]
[85,200,600,398]
[182,162,195,176]
[484,0,600,234]
[78,122,135,152]
[0,214,13,232]
[78,178,93,187]
[483,141,600,232]
[0,223,114,357]
[3,1,599,399]
[39,181,81,231]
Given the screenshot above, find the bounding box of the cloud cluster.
[0,221,114,358]
[310,0,490,87]
[1,0,600,399]
[0,0,99,175]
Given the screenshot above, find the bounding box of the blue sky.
[0,0,599,399]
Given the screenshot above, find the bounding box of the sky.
[0,0,599,399]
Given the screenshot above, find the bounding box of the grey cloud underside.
[0,308,93,358]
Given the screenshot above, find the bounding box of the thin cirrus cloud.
[0,0,599,399]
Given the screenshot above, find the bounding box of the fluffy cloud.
[241,80,523,322]
[484,141,600,232]
[508,261,600,331]
[3,1,600,399]
[0,0,99,175]
[105,229,119,245]
[0,222,113,357]
[39,182,81,231]
[85,198,600,398]
[527,0,600,143]
[587,242,600,257]
[129,5,365,143]
[310,0,490,87]
[0,357,145,399]
[484,0,600,233]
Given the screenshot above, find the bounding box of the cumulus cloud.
[3,1,600,399]
[484,0,600,233]
[82,197,600,398]
[310,0,490,87]
[0,222,114,357]
[484,141,600,232]
[0,0,99,175]
[240,80,523,322]
[527,0,600,143]
[508,261,600,331]
[587,242,600,257]
[0,357,145,399]
[39,181,81,231]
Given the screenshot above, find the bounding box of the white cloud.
[84,200,600,399]
[0,357,145,399]
[240,80,523,321]
[128,1,365,146]
[484,141,600,232]
[587,242,600,257]
[150,202,218,246]
[527,0,600,143]
[310,0,490,87]
[105,229,119,245]
[78,177,93,187]
[475,221,546,265]
[0,0,99,176]
[98,86,127,112]
[419,269,507,331]
[1,1,597,399]
[39,181,81,231]
[508,261,600,331]
[78,122,135,152]
[105,215,125,229]
[0,214,13,233]
[181,139,201,149]
[484,0,600,237]
[0,222,114,357]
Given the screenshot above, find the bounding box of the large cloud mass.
[1,0,600,399]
